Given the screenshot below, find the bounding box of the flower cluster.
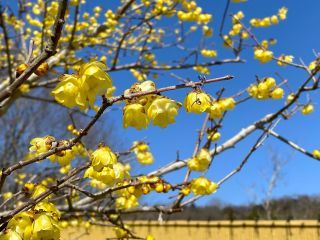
[190,177,218,195]
[201,49,217,58]
[184,90,236,119]
[51,61,113,111]
[254,48,274,63]
[207,97,236,119]
[132,141,154,165]
[177,1,212,25]
[3,184,61,240]
[250,7,288,28]
[29,136,82,166]
[277,55,294,66]
[187,148,211,172]
[84,146,129,186]
[247,77,284,100]
[115,176,171,209]
[123,80,181,130]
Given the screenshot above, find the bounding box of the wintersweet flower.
[29,136,55,155]
[254,48,273,63]
[147,96,181,128]
[187,148,211,171]
[51,74,87,110]
[132,141,154,165]
[184,90,211,114]
[52,61,113,110]
[32,213,60,240]
[78,61,113,106]
[270,88,284,99]
[91,146,117,172]
[313,150,320,159]
[190,176,218,195]
[123,103,149,130]
[301,104,314,115]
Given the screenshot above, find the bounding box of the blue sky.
[95,0,320,206]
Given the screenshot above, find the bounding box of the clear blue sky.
[97,0,320,206]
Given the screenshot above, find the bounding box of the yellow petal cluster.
[184,90,211,114]
[277,55,294,66]
[313,150,320,159]
[250,7,287,28]
[123,81,180,130]
[247,77,284,100]
[84,146,129,186]
[147,96,181,128]
[187,148,211,172]
[301,104,314,115]
[29,136,78,166]
[207,97,236,119]
[132,141,154,165]
[254,48,273,63]
[201,49,217,58]
[4,199,61,240]
[123,103,149,130]
[51,61,113,110]
[190,177,218,195]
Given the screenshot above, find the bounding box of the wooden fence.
[62,220,320,240]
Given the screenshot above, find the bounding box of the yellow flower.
[254,48,273,63]
[34,202,61,219]
[123,103,149,130]
[113,226,129,238]
[208,132,221,142]
[31,184,48,199]
[184,91,211,114]
[301,104,314,115]
[270,88,284,99]
[207,102,223,119]
[132,141,154,165]
[190,177,218,195]
[147,96,181,128]
[277,55,294,66]
[32,213,60,240]
[201,49,217,58]
[29,136,55,155]
[187,148,211,172]
[265,77,276,88]
[19,84,30,93]
[309,60,318,71]
[220,97,236,111]
[0,229,23,240]
[116,195,139,209]
[7,212,33,239]
[146,234,155,240]
[286,93,295,104]
[91,146,117,172]
[95,167,116,185]
[278,7,288,20]
[136,152,154,165]
[78,61,113,106]
[51,74,87,110]
[313,150,320,159]
[52,61,113,110]
[48,144,76,166]
[2,192,13,200]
